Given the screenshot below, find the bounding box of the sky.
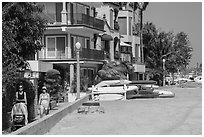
[143,2,202,68]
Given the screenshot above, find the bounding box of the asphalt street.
[46,87,202,135]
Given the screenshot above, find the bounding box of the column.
[69,64,74,89]
[68,33,72,58]
[132,37,136,59]
[96,37,101,50]
[110,40,114,61]
[137,44,141,63]
[67,3,71,25]
[61,2,67,25]
[33,79,38,119]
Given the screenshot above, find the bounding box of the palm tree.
[129,2,149,63]
[137,2,149,63]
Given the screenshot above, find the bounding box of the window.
[71,35,90,49]
[92,7,96,17]
[118,17,127,35]
[46,36,66,58]
[129,17,132,35]
[71,36,76,58]
[85,38,90,49]
[77,4,83,14]
[77,37,84,49]
[85,7,90,15]
[56,3,62,22]
[110,9,113,28]
[47,37,55,57]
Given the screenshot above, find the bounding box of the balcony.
[68,13,104,30]
[121,53,131,62]
[42,12,104,30]
[79,48,104,60]
[39,48,104,61]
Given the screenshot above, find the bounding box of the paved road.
[46,87,202,135]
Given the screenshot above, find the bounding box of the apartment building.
[96,2,120,62]
[28,2,146,87]
[35,2,106,86]
[118,2,145,80]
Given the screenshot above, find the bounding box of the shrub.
[44,69,62,98]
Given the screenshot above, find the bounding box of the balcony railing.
[79,48,104,60]
[39,48,104,60]
[121,53,131,62]
[42,12,104,30]
[68,13,104,30]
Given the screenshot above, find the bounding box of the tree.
[173,32,193,74]
[2,78,36,130]
[142,22,158,62]
[142,22,193,85]
[2,2,47,88]
[143,23,174,71]
[44,69,62,98]
[95,61,133,84]
[2,2,47,131]
[142,22,175,85]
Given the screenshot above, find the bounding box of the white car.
[88,80,138,101]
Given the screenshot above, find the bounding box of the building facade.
[37,2,106,87]
[117,2,146,80]
[96,2,120,62]
[29,2,147,88]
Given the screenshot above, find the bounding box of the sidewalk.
[46,87,202,135]
[9,93,89,135]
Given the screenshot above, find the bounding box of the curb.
[10,94,90,135]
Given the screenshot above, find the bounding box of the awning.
[101,34,113,41]
[120,41,132,47]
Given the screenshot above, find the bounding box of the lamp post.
[75,42,81,100]
[162,59,166,86]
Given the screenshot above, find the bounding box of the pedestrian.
[16,84,27,105]
[38,86,50,118]
[11,84,28,125]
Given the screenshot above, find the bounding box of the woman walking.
[38,86,50,118]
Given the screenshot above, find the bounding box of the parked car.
[88,80,138,101]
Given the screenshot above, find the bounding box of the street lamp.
[162,59,166,86]
[75,42,81,100]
